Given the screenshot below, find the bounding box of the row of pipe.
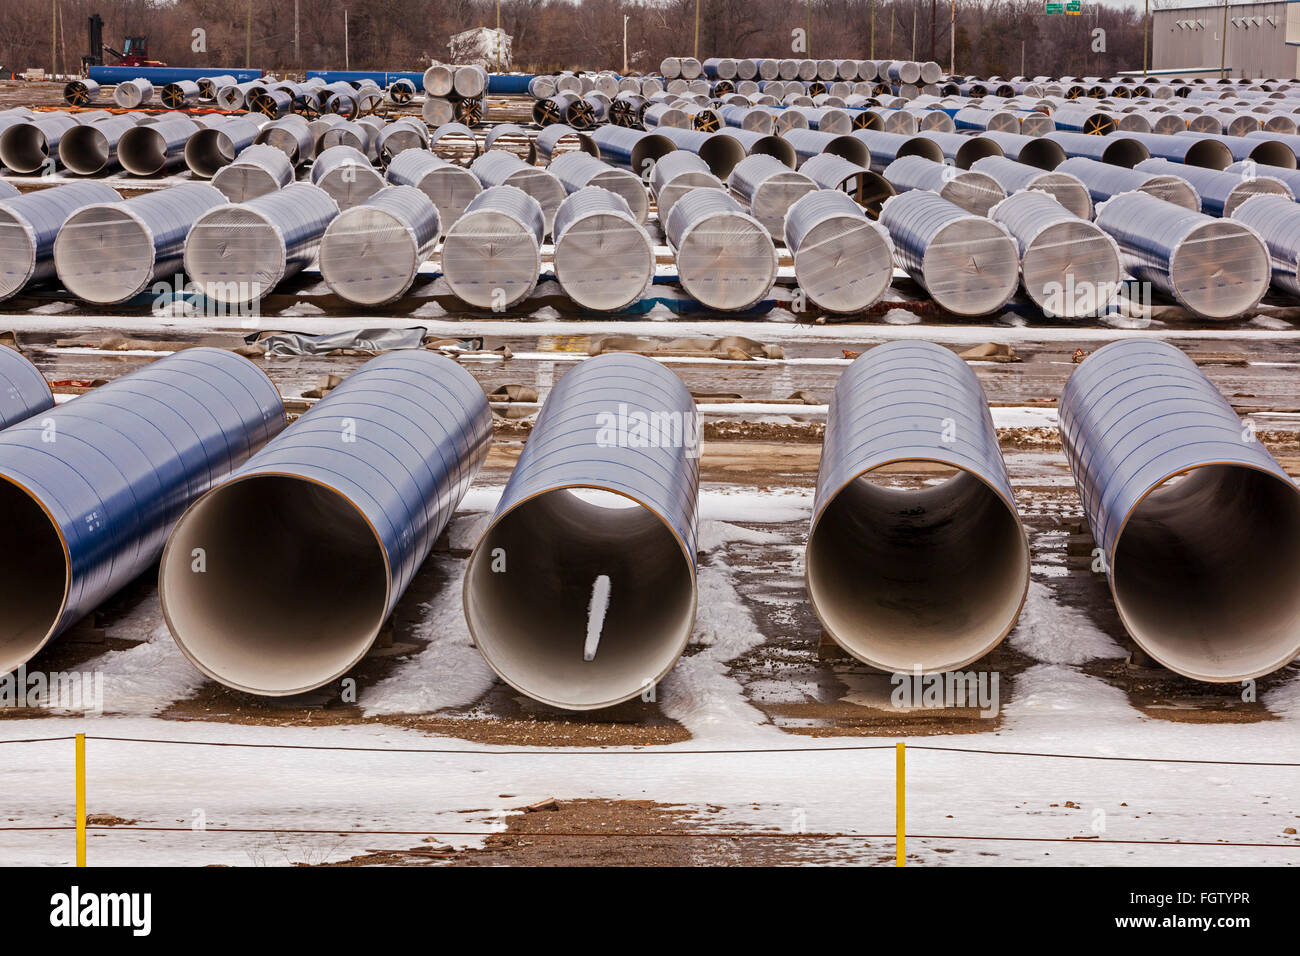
[0,339,1293,706]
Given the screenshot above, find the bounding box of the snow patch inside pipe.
[806,341,1029,673]
[464,353,699,711]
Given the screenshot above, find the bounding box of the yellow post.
[75,733,85,867]
[895,741,905,866]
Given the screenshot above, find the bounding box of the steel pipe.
[185,182,338,304]
[853,128,945,172]
[441,185,545,309]
[57,115,136,175]
[184,116,261,178]
[211,143,296,202]
[878,189,1019,316]
[54,182,228,304]
[0,349,285,675]
[798,152,895,217]
[547,151,649,224]
[162,351,488,695]
[1118,131,1233,169]
[656,127,746,177]
[884,155,1007,216]
[970,155,1093,219]
[588,126,674,174]
[782,128,872,169]
[981,130,1066,170]
[1230,193,1300,297]
[310,144,386,210]
[1044,130,1149,167]
[552,187,654,311]
[1136,157,1292,217]
[465,352,699,710]
[385,149,483,227]
[989,189,1121,318]
[917,130,1002,168]
[470,151,566,236]
[0,114,78,174]
[118,117,198,176]
[664,188,777,311]
[807,341,1029,672]
[649,150,723,221]
[0,182,122,301]
[534,123,598,164]
[318,184,440,306]
[1056,156,1200,211]
[0,345,52,429]
[376,118,429,166]
[726,153,818,234]
[1094,190,1270,319]
[716,128,798,167]
[63,78,101,106]
[112,77,154,108]
[1059,339,1300,682]
[784,189,893,314]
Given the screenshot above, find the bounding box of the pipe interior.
[954,138,1001,169]
[1248,140,1296,169]
[1016,139,1066,170]
[1100,139,1148,168]
[185,130,236,177]
[1186,140,1232,169]
[466,488,696,710]
[1112,464,1300,681]
[119,128,166,175]
[161,476,389,695]
[0,126,49,174]
[0,479,67,675]
[806,465,1029,672]
[0,209,38,298]
[60,125,110,174]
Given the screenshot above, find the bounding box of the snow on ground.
[2,486,1299,867]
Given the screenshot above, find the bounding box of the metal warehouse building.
[1153,1,1299,78]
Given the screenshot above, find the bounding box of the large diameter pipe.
[112,77,154,108]
[161,351,487,695]
[0,114,79,174]
[470,150,567,236]
[784,189,894,314]
[649,150,723,221]
[971,155,1093,219]
[0,345,52,428]
[441,185,545,309]
[552,186,654,311]
[781,127,872,169]
[310,144,386,210]
[878,189,1019,316]
[1059,339,1300,682]
[853,128,945,172]
[161,80,201,109]
[465,353,699,710]
[56,115,137,175]
[884,155,1006,217]
[664,188,777,311]
[376,117,429,166]
[588,125,674,175]
[0,182,122,301]
[185,183,339,304]
[0,349,285,676]
[726,153,818,234]
[385,149,483,226]
[1094,190,1270,320]
[1044,130,1149,167]
[1136,157,1292,217]
[319,184,440,306]
[256,114,315,166]
[197,74,237,100]
[210,143,295,202]
[1056,156,1201,211]
[547,151,649,224]
[118,117,199,176]
[917,130,1003,169]
[989,189,1122,318]
[807,341,1029,672]
[981,130,1067,170]
[1231,193,1300,297]
[63,78,101,106]
[1119,131,1234,169]
[54,182,228,304]
[1176,130,1297,169]
[184,116,261,178]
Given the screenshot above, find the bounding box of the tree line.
[0,0,1150,81]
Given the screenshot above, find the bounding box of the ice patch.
[1010,580,1125,665]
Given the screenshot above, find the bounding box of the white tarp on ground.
[447,27,511,71]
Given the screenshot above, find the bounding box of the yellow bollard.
[895,741,905,867]
[75,733,85,867]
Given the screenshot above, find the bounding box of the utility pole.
[694,0,700,60]
[871,0,876,59]
[912,8,917,60]
[807,0,812,56]
[1143,0,1150,74]
[623,15,629,74]
[1220,0,1228,79]
[496,0,501,73]
[930,0,936,62]
[294,0,300,71]
[344,9,350,70]
[950,0,956,76]
[245,0,251,67]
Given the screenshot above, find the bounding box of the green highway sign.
[1066,0,1082,13]
[1045,2,1062,12]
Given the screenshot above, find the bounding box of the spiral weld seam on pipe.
[551,186,655,312]
[463,352,699,711]
[318,184,441,307]
[161,351,490,696]
[1059,339,1300,683]
[0,345,54,431]
[440,184,545,310]
[0,349,286,676]
[806,340,1030,674]
[0,182,123,302]
[784,189,895,315]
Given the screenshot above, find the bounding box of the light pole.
[1143,0,1149,74]
[1220,0,1229,79]
[344,9,349,70]
[623,15,629,75]
[950,0,956,76]
[496,0,501,73]
[694,0,700,60]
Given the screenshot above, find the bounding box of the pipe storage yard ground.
[2,64,1300,870]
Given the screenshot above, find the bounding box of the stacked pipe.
[318,185,441,306]
[884,155,1006,217]
[547,151,649,224]
[649,150,724,221]
[211,143,296,202]
[424,63,489,129]
[312,144,386,210]
[0,182,123,301]
[784,189,894,314]
[470,150,567,235]
[664,188,777,311]
[726,153,818,235]
[551,186,655,311]
[441,185,545,309]
[386,149,484,226]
